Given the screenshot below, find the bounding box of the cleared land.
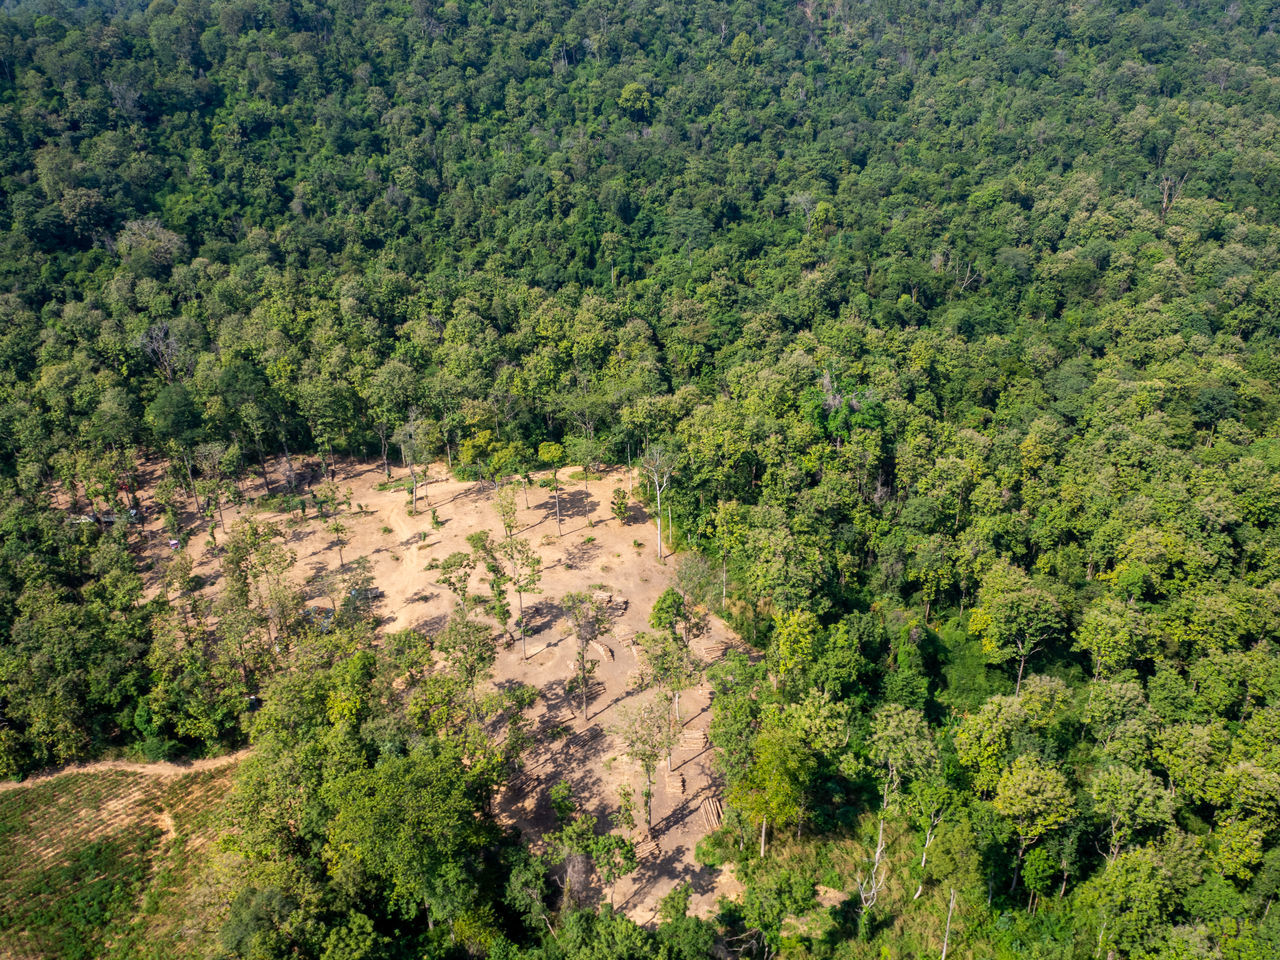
[126,458,745,923]
[0,759,239,960]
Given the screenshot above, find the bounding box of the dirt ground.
[0,750,247,795]
[129,458,747,924]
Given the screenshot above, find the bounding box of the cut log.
[700,797,724,832]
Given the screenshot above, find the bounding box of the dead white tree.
[640,443,674,564]
[853,815,890,931]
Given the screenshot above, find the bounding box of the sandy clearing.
[124,457,748,922]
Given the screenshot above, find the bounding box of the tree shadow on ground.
[534,488,598,524]
[560,539,602,571]
[410,611,449,636]
[524,598,564,635]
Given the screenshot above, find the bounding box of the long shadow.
[516,516,548,537]
[617,840,716,913]
[440,482,491,507]
[621,503,650,526]
[533,488,598,523]
[561,539,602,571]
[410,612,449,636]
[524,598,564,635]
[599,683,645,715]
[676,744,711,773]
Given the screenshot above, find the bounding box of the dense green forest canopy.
[2,0,1280,957]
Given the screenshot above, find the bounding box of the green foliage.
[3,0,1280,953]
[0,820,161,959]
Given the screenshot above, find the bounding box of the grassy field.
[0,764,238,960]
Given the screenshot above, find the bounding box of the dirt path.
[0,750,249,794]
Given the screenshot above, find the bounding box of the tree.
[705,499,747,605]
[364,359,415,479]
[541,781,638,908]
[868,704,938,807]
[611,487,629,525]
[468,531,512,640]
[322,741,495,929]
[729,714,817,857]
[394,407,430,512]
[434,551,478,617]
[495,484,519,540]
[617,82,652,120]
[1090,765,1175,863]
[768,608,820,691]
[969,561,1065,694]
[994,755,1076,889]
[615,695,677,829]
[566,434,602,493]
[326,518,349,568]
[497,537,542,659]
[436,610,496,715]
[640,443,675,563]
[637,628,700,745]
[561,591,612,722]
[538,441,565,536]
[145,382,203,509]
[649,587,692,644]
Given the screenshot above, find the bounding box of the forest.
[2,0,1280,956]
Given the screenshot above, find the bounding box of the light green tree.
[994,755,1076,887]
[497,537,542,659]
[1090,764,1175,863]
[728,714,817,856]
[969,560,1065,694]
[615,695,677,829]
[768,608,821,690]
[538,441,565,536]
[562,591,612,722]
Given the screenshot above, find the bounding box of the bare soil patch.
[128,458,747,922]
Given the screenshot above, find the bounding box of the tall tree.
[562,591,612,723]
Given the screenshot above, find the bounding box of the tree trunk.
[255,437,272,495]
[517,589,526,659]
[280,435,296,491]
[1010,844,1026,892]
[655,484,663,562]
[554,472,562,535]
[760,817,767,857]
[941,889,956,960]
[183,452,201,512]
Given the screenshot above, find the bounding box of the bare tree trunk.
[517,589,526,659]
[760,817,767,858]
[183,452,201,512]
[554,471,562,535]
[655,484,663,562]
[941,889,956,960]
